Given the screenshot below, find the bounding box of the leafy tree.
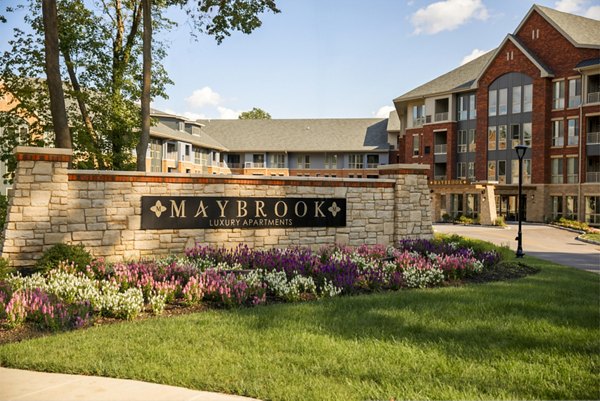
[136,0,280,170]
[239,107,272,120]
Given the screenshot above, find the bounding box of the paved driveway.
[433,223,600,274]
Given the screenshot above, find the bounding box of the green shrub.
[35,244,93,273]
[441,213,452,223]
[493,216,506,227]
[455,215,474,225]
[554,217,592,233]
[0,257,14,279]
[0,194,7,230]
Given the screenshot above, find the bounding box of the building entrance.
[496,194,527,222]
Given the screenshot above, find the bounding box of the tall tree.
[41,0,71,148]
[239,107,271,120]
[136,0,152,171]
[134,0,280,171]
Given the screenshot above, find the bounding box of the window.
[567,157,578,183]
[585,196,599,225]
[512,86,522,114]
[511,159,532,184]
[450,194,464,218]
[366,154,379,168]
[553,80,565,109]
[498,88,508,115]
[498,125,507,150]
[488,89,497,116]
[325,153,338,169]
[412,105,425,126]
[498,160,506,184]
[523,84,533,112]
[551,157,563,183]
[467,162,475,181]
[457,162,466,179]
[469,94,476,119]
[510,124,520,148]
[166,142,177,160]
[297,155,310,169]
[413,134,420,156]
[227,154,240,168]
[468,129,476,152]
[458,96,468,120]
[349,154,364,169]
[270,154,286,168]
[466,194,479,219]
[457,130,467,153]
[252,154,265,168]
[487,161,496,181]
[567,118,579,146]
[552,196,563,220]
[566,196,578,220]
[568,78,582,108]
[488,127,497,151]
[552,120,564,147]
[523,123,532,147]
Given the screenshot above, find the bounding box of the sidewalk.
[0,368,261,401]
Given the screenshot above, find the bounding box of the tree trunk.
[42,0,71,149]
[137,0,151,171]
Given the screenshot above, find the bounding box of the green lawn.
[581,232,600,244]
[0,255,598,401]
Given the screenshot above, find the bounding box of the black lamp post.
[515,144,528,258]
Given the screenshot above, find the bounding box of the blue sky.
[1,0,599,119]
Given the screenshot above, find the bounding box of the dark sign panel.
[141,196,346,230]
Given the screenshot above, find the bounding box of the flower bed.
[0,238,503,333]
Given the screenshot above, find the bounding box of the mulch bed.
[0,262,541,345]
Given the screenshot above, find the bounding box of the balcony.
[245,162,265,168]
[587,132,600,144]
[435,112,449,122]
[434,144,447,154]
[412,116,426,127]
[588,92,600,104]
[227,163,241,169]
[586,172,600,182]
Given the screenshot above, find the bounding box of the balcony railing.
[588,92,600,103]
[434,175,446,180]
[434,144,447,154]
[245,162,265,168]
[413,116,426,127]
[227,163,241,169]
[435,112,449,122]
[587,132,600,144]
[366,163,379,169]
[587,172,600,182]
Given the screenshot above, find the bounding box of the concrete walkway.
[433,223,600,274]
[0,368,261,401]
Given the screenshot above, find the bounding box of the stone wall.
[1,147,433,267]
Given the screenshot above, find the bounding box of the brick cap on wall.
[14,146,73,162]
[69,170,397,188]
[379,163,430,175]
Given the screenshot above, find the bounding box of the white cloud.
[217,106,241,119]
[374,105,396,118]
[584,5,600,19]
[185,86,222,108]
[554,0,586,13]
[411,0,489,35]
[554,0,600,19]
[182,111,207,121]
[460,48,492,65]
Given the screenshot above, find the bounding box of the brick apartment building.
[394,4,599,226]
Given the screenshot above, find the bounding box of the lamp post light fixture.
[514,144,528,258]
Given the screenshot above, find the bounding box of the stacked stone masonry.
[1,147,433,267]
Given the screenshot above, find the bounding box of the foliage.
[455,215,475,225]
[552,217,594,233]
[441,213,452,222]
[34,244,92,274]
[493,216,506,227]
[580,233,600,244]
[0,258,15,280]
[0,194,7,230]
[0,256,597,400]
[0,239,510,333]
[238,107,272,120]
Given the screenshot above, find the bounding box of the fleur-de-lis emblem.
[151,200,167,218]
[328,202,341,217]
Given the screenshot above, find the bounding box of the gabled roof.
[199,118,390,153]
[150,121,228,151]
[473,34,554,86]
[516,5,600,49]
[393,50,495,103]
